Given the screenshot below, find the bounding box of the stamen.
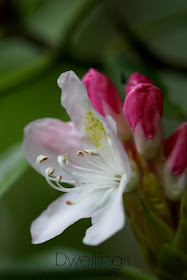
[36,155,48,171]
[36,155,48,163]
[57,155,78,181]
[65,182,117,206]
[72,171,78,177]
[46,167,55,176]
[44,168,83,193]
[63,153,69,165]
[66,200,73,205]
[55,176,84,193]
[56,175,62,184]
[65,188,94,205]
[67,161,110,176]
[44,168,65,192]
[114,174,121,183]
[77,151,84,157]
[84,149,98,156]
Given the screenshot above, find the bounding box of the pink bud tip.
[123,83,163,139]
[82,68,122,116]
[123,81,163,158]
[125,72,153,95]
[164,123,187,175]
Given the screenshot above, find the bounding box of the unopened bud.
[125,72,153,95]
[163,123,187,200]
[123,79,163,159]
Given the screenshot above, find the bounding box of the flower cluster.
[23,68,187,247]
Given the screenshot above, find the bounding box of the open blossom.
[163,123,187,200]
[123,73,163,159]
[23,70,131,246]
[82,68,131,141]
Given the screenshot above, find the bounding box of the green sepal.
[141,173,173,227]
[157,244,187,280]
[140,199,174,249]
[124,193,145,234]
[173,187,187,254]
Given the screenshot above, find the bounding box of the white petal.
[57,71,117,162]
[83,176,127,246]
[23,118,86,179]
[105,115,131,177]
[31,189,102,244]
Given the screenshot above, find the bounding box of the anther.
[58,154,69,165]
[57,155,63,165]
[84,149,98,156]
[63,153,69,165]
[77,151,84,157]
[72,171,78,177]
[46,167,55,176]
[56,175,62,183]
[66,200,74,205]
[36,155,48,164]
[114,174,121,183]
[107,136,112,146]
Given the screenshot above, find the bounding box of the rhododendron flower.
[82,68,131,141]
[23,70,131,246]
[163,123,187,200]
[123,74,163,159]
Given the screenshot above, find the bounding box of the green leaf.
[69,1,120,63]
[0,143,28,197]
[173,188,187,254]
[0,38,52,93]
[159,71,187,120]
[157,244,187,280]
[26,0,99,47]
[107,0,187,67]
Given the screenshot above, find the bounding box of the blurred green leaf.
[17,0,43,18]
[159,71,187,118]
[107,0,187,67]
[157,244,187,280]
[173,188,187,254]
[0,143,28,197]
[26,0,99,47]
[162,118,182,139]
[0,38,51,92]
[69,2,119,63]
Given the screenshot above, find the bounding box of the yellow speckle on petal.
[83,111,107,147]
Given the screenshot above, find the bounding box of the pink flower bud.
[164,123,187,175]
[123,81,163,158]
[163,123,187,201]
[82,68,131,141]
[125,72,153,95]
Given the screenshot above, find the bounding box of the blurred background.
[0,0,186,279]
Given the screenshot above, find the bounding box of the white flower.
[23,70,131,246]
